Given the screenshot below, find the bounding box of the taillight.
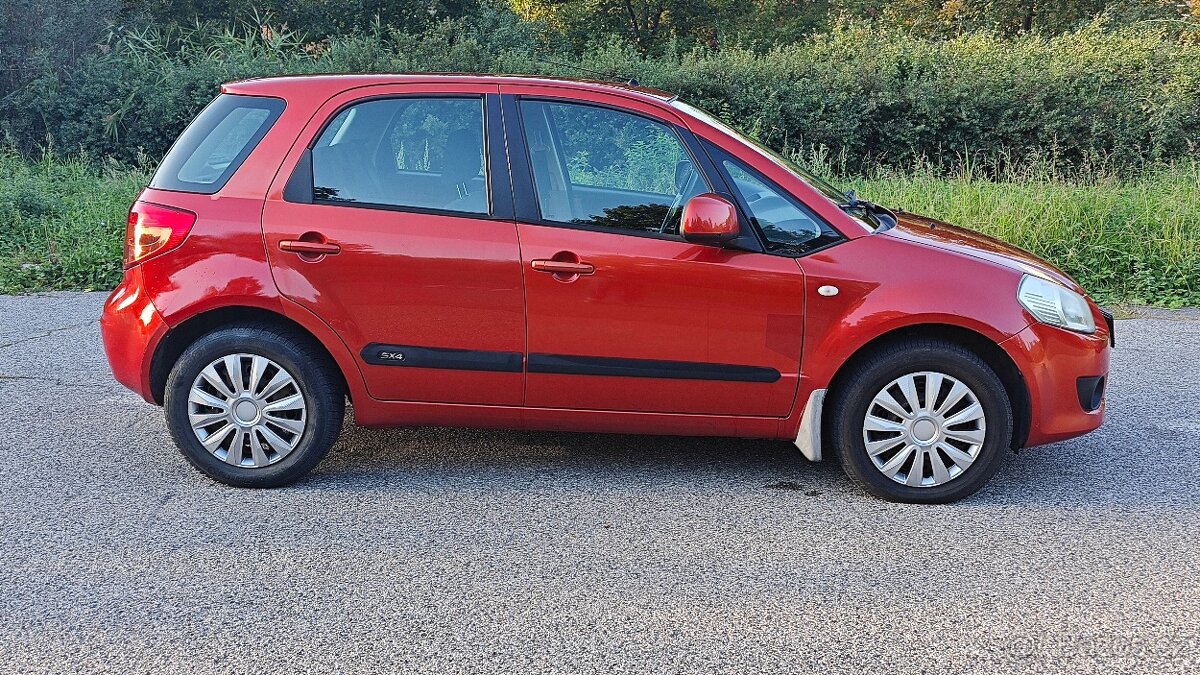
[124,201,196,268]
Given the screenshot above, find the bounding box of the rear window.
[150,94,284,194]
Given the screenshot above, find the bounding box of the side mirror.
[681,193,739,245]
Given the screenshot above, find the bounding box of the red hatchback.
[101,74,1112,502]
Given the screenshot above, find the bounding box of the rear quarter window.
[150,94,285,194]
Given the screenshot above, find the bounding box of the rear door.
[501,87,807,417]
[262,83,527,405]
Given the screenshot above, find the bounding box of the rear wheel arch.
[822,323,1031,450]
[149,306,348,405]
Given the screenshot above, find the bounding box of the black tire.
[827,338,1012,504]
[164,324,344,488]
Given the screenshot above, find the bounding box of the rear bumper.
[1001,316,1111,447]
[100,267,167,403]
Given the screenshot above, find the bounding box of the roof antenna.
[533,54,640,87]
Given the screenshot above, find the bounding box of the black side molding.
[361,344,523,373]
[360,344,780,383]
[527,353,780,383]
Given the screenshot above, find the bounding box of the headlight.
[1017,275,1096,334]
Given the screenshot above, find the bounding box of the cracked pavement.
[1,292,1199,673]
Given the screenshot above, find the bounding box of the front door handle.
[531,260,594,275]
[279,239,341,256]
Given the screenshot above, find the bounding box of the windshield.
[672,100,850,205]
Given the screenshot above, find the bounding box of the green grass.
[848,162,1200,307]
[0,151,150,293]
[1,151,1196,306]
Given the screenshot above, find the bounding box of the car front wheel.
[828,339,1013,503]
[164,325,344,487]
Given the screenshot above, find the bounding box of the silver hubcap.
[863,371,986,488]
[188,354,307,468]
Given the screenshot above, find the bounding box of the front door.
[504,92,806,417]
[262,85,526,405]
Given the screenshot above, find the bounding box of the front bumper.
[100,267,167,403]
[1000,313,1111,447]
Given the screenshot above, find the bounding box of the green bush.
[633,25,1200,175]
[1,18,1195,304]
[2,20,1198,176]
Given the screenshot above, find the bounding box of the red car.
[100,74,1112,503]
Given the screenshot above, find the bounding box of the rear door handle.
[279,239,341,256]
[530,260,594,275]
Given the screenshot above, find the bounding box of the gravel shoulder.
[1,293,1198,674]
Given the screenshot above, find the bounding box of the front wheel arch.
[822,323,1031,451]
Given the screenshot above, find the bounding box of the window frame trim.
[284,93,513,220]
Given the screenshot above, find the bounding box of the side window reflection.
[520,100,705,236]
[312,97,488,214]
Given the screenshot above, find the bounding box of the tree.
[861,0,1186,36]
[512,0,749,53]
[120,0,487,36]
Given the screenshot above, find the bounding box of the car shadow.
[295,409,1195,509]
[299,409,852,495]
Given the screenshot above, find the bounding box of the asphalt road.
[1,292,1198,674]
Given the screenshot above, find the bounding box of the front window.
[519,99,707,236]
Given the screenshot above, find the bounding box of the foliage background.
[4,14,1199,177]
[0,1,1196,304]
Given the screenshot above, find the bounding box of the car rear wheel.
[828,339,1012,503]
[164,325,344,487]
